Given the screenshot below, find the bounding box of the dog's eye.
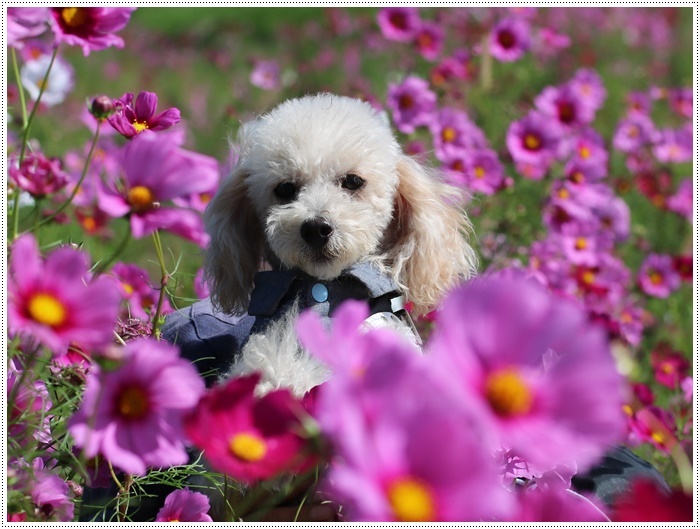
[341,173,365,191]
[274,182,298,200]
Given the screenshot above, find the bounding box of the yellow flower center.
[557,188,570,200]
[574,237,588,250]
[229,432,267,462]
[387,477,436,522]
[117,386,150,420]
[622,404,633,416]
[474,166,485,179]
[620,311,633,324]
[441,126,457,143]
[200,193,212,204]
[132,120,149,133]
[127,185,155,211]
[27,293,68,328]
[122,282,135,295]
[581,270,596,285]
[524,133,541,150]
[571,171,585,184]
[484,367,534,417]
[627,126,639,138]
[651,431,668,446]
[579,146,591,159]
[61,7,88,28]
[82,216,97,232]
[648,270,663,285]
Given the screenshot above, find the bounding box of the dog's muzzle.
[300,217,333,250]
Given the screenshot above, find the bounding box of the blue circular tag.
[311,283,329,303]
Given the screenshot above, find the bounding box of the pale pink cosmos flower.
[569,68,607,113]
[377,7,422,42]
[8,235,121,354]
[29,460,75,522]
[652,127,692,163]
[156,488,213,522]
[666,178,692,221]
[19,53,74,107]
[250,59,281,90]
[429,275,626,473]
[69,337,205,475]
[49,7,137,56]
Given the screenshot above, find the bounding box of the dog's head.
[205,94,477,315]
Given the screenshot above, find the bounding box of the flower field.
[6,7,694,522]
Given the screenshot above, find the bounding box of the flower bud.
[89,95,116,120]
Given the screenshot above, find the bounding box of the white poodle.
[203,93,477,396]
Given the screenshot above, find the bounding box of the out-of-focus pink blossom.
[8,8,49,49]
[387,76,436,134]
[414,21,444,61]
[9,152,70,198]
[49,7,136,56]
[490,18,531,62]
[637,253,681,298]
[250,59,281,90]
[377,7,421,42]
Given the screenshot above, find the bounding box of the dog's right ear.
[204,165,263,315]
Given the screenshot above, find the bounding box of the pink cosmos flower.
[49,7,136,56]
[561,127,608,167]
[193,268,211,299]
[9,152,70,198]
[490,18,531,62]
[652,127,693,163]
[183,373,316,485]
[627,406,678,453]
[429,108,487,162]
[672,254,692,282]
[303,316,514,521]
[666,179,692,221]
[637,253,681,298]
[429,275,625,473]
[613,114,657,153]
[108,91,181,138]
[377,7,422,42]
[249,59,281,90]
[387,76,436,134]
[29,460,75,521]
[8,235,120,354]
[535,84,595,132]
[155,488,213,522]
[461,148,506,195]
[414,21,444,61]
[112,262,171,321]
[8,8,49,49]
[101,131,218,246]
[8,358,52,448]
[69,337,205,475]
[514,487,609,522]
[626,91,652,116]
[569,68,607,112]
[506,112,560,169]
[668,87,692,118]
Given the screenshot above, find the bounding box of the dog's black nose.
[300,218,333,249]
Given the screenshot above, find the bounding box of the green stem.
[669,442,693,494]
[93,223,131,277]
[32,120,103,232]
[150,230,169,338]
[10,47,28,129]
[11,45,60,243]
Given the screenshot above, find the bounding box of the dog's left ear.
[387,155,478,315]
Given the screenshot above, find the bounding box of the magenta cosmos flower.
[29,460,75,522]
[108,91,181,138]
[429,107,487,162]
[8,235,120,354]
[8,358,52,448]
[414,21,444,61]
[156,488,213,522]
[69,337,205,475]
[102,131,218,246]
[535,84,595,132]
[112,262,171,321]
[387,76,436,134]
[652,127,693,164]
[568,68,607,113]
[637,253,681,298]
[429,275,626,473]
[49,7,136,56]
[377,7,422,42]
[506,111,560,169]
[9,151,70,198]
[184,373,316,485]
[490,18,531,62]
